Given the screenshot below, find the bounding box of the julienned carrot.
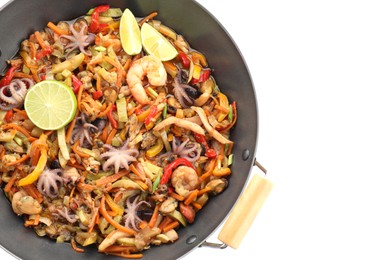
[197,187,211,196]
[158,216,173,230]
[77,84,84,110]
[47,21,69,35]
[5,154,30,167]
[96,73,102,91]
[23,184,43,203]
[4,170,18,193]
[71,238,85,253]
[199,159,217,182]
[65,111,79,143]
[149,204,161,228]
[134,180,148,191]
[191,202,202,210]
[107,253,143,259]
[184,189,199,206]
[169,192,184,201]
[34,31,48,50]
[13,71,33,79]
[71,140,90,158]
[129,164,145,181]
[97,103,113,118]
[162,220,179,233]
[105,128,117,145]
[95,170,128,187]
[2,123,36,141]
[99,196,136,235]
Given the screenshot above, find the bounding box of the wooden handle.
[218,174,273,249]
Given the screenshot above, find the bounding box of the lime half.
[24,80,77,130]
[141,22,178,61]
[120,8,142,55]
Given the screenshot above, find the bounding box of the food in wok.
[0,5,237,258]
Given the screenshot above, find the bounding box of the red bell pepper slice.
[0,65,18,88]
[194,133,217,159]
[178,52,190,69]
[4,110,13,122]
[190,69,211,84]
[160,158,195,185]
[35,46,53,60]
[89,5,110,33]
[144,105,157,125]
[92,90,103,100]
[71,75,83,94]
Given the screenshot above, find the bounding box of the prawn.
[171,166,199,197]
[126,55,167,105]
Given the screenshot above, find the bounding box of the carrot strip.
[71,238,85,253]
[24,219,35,227]
[95,170,128,186]
[4,170,18,193]
[184,189,199,206]
[23,184,43,203]
[169,192,185,201]
[158,216,173,230]
[13,71,33,79]
[162,220,179,233]
[197,187,211,196]
[105,128,117,145]
[96,73,102,92]
[129,164,145,181]
[107,253,143,259]
[2,123,35,141]
[191,202,202,210]
[65,111,79,143]
[149,204,161,228]
[47,21,69,35]
[199,159,217,182]
[28,41,36,60]
[97,103,113,118]
[100,196,136,235]
[71,140,90,158]
[101,123,109,143]
[34,31,48,49]
[77,85,84,110]
[134,180,148,191]
[5,154,30,167]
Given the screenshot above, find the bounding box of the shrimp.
[171,166,199,197]
[126,55,167,105]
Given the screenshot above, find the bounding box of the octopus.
[172,74,198,108]
[172,137,202,162]
[55,207,78,224]
[123,195,151,231]
[71,113,98,146]
[36,167,63,198]
[59,21,95,56]
[100,139,139,173]
[0,78,34,110]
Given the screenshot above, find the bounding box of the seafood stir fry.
[0,6,237,258]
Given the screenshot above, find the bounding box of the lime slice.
[24,80,77,130]
[120,8,142,55]
[141,22,178,61]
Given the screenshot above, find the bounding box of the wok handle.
[217,173,273,249]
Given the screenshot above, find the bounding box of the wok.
[0,0,265,259]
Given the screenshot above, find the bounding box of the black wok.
[0,0,259,259]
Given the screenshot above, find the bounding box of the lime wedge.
[120,8,142,55]
[24,80,77,130]
[141,22,178,61]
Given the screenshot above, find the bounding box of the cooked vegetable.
[0,6,237,259]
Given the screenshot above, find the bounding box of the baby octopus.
[172,137,202,163]
[0,78,34,110]
[36,167,63,198]
[71,113,98,146]
[123,195,151,231]
[100,139,139,173]
[59,20,95,56]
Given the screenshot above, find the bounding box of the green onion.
[147,87,159,98]
[162,103,168,119]
[228,154,234,166]
[228,104,233,123]
[152,174,161,193]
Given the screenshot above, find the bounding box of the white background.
[1,0,390,259]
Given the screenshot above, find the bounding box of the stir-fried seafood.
[0,5,237,259]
